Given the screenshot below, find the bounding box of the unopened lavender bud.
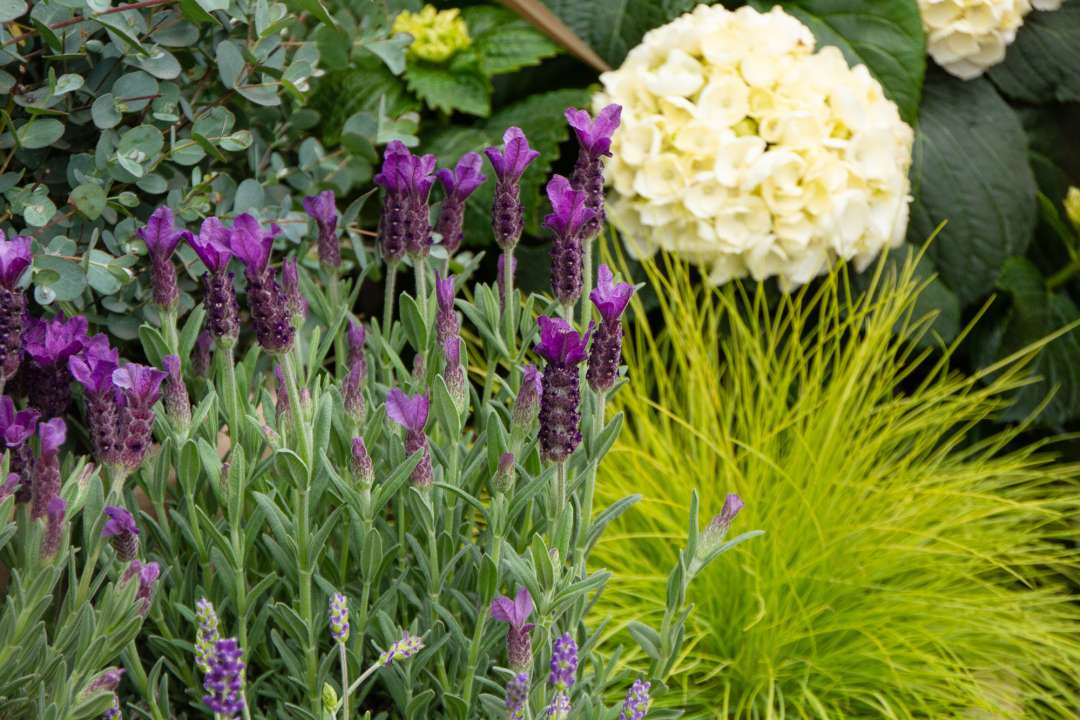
[282,257,307,326]
[505,673,529,720]
[30,418,65,520]
[387,389,433,487]
[351,436,375,486]
[193,330,213,377]
[347,320,367,374]
[493,452,516,494]
[0,472,18,502]
[618,678,652,720]
[702,493,744,550]
[329,592,350,644]
[195,598,221,674]
[548,633,578,692]
[86,668,125,695]
[40,496,66,560]
[103,695,122,720]
[378,630,424,666]
[134,561,160,616]
[274,365,289,419]
[512,365,542,430]
[443,337,467,414]
[435,153,486,256]
[101,505,140,562]
[343,362,366,424]
[412,353,426,383]
[303,190,341,269]
[435,273,459,346]
[162,355,191,430]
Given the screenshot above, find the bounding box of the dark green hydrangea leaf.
[989,5,1080,104]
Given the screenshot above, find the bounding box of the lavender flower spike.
[546,692,571,719]
[343,321,367,424]
[162,355,191,430]
[187,217,239,344]
[137,207,185,308]
[491,586,534,672]
[375,142,437,260]
[435,152,486,255]
[513,364,542,430]
[544,175,595,308]
[387,389,433,487]
[378,631,425,666]
[112,363,167,471]
[618,678,652,720]
[443,337,467,414]
[70,335,121,465]
[566,104,622,240]
[0,231,31,382]
[30,418,65,520]
[40,496,66,559]
[23,314,88,418]
[103,695,122,720]
[229,214,294,352]
[85,667,125,695]
[435,273,459,346]
[329,592,350,644]
[351,436,375,486]
[506,672,529,720]
[303,190,341,269]
[195,598,221,674]
[0,395,39,501]
[549,633,578,692]
[587,264,635,393]
[102,505,140,562]
[485,127,540,251]
[535,317,593,463]
[202,638,245,718]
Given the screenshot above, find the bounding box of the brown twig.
[2,0,178,48]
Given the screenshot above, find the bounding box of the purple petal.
[0,234,32,288]
[188,217,232,272]
[137,207,184,257]
[386,388,430,433]
[589,264,634,325]
[38,417,66,454]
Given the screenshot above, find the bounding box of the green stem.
[414,256,429,329]
[580,238,594,328]
[1048,257,1080,290]
[502,248,516,357]
[339,641,350,720]
[553,462,567,517]
[185,490,212,591]
[579,393,605,569]
[216,345,243,451]
[382,263,399,385]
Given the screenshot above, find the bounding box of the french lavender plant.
[107,112,757,720]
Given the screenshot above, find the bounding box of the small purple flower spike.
[188,217,239,343]
[546,691,571,719]
[23,314,88,419]
[351,436,375,486]
[493,451,516,494]
[567,104,622,240]
[0,231,30,382]
[202,638,245,718]
[485,127,539,252]
[512,364,542,430]
[491,586,535,673]
[30,417,65,521]
[195,598,221,674]
[123,559,160,616]
[506,672,529,720]
[386,389,433,487]
[303,190,341,269]
[281,257,307,326]
[377,631,425,666]
[228,215,293,353]
[549,633,578,692]
[86,667,125,694]
[102,505,140,562]
[162,355,191,429]
[375,142,437,260]
[0,395,39,500]
[434,273,459,346]
[544,175,595,307]
[435,152,486,255]
[137,207,184,308]
[40,496,66,559]
[618,678,652,720]
[587,264,634,393]
[535,317,593,463]
[329,592,350,644]
[113,363,167,471]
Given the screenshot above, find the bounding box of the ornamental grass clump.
[592,247,1080,718]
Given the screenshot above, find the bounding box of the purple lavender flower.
[329,592,349,643]
[587,264,634,393]
[485,128,539,252]
[506,672,529,720]
[386,389,432,487]
[303,190,341,268]
[229,214,294,353]
[435,152,486,255]
[162,355,191,430]
[546,692,571,719]
[512,364,542,430]
[30,418,65,520]
[535,318,593,463]
[195,598,221,674]
[549,633,578,692]
[193,330,213,377]
[0,231,31,382]
[375,142,437,260]
[123,559,160,616]
[101,505,140,562]
[69,334,122,466]
[491,586,534,672]
[103,695,122,719]
[618,679,652,720]
[493,451,516,494]
[377,630,425,666]
[351,436,375,486]
[281,257,307,326]
[187,217,240,344]
[498,254,517,309]
[566,104,622,240]
[23,314,88,418]
[435,273,459,346]
[40,496,65,559]
[202,638,245,718]
[342,321,367,424]
[112,363,167,471]
[137,207,184,309]
[0,395,38,502]
[544,175,595,307]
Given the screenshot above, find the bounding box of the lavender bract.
[587,264,635,393]
[386,389,433,487]
[70,335,121,465]
[485,127,539,251]
[544,175,595,307]
[162,355,191,430]
[512,365,542,430]
[351,436,375,486]
[703,493,745,550]
[122,559,160,616]
[30,418,65,520]
[566,104,622,240]
[187,217,240,343]
[491,587,534,672]
[494,451,516,493]
[202,637,245,718]
[0,231,31,383]
[343,321,367,423]
[229,214,294,353]
[435,152,486,255]
[112,363,167,471]
[137,207,184,309]
[435,273,459,346]
[535,318,592,463]
[303,190,341,268]
[102,505,140,562]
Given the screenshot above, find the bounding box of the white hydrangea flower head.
[597,4,915,291]
[919,0,1064,80]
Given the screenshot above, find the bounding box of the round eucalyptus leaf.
[17,119,64,149]
[116,191,139,208]
[152,12,199,47]
[0,0,27,23]
[233,179,265,213]
[91,94,122,129]
[111,71,159,112]
[136,173,168,195]
[33,284,56,306]
[219,130,252,152]
[34,255,87,302]
[22,196,57,227]
[53,73,83,96]
[70,182,107,220]
[134,48,181,80]
[86,249,123,295]
[117,124,164,160]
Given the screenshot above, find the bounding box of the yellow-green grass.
[592,248,1080,719]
